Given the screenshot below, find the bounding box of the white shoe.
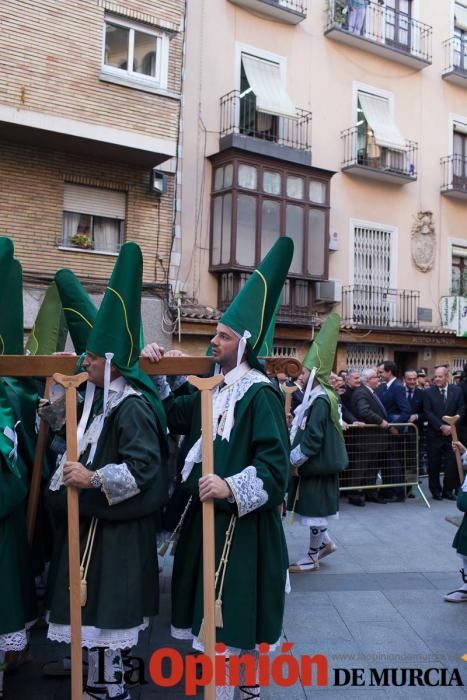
[444,589,467,603]
[289,558,320,573]
[318,541,337,560]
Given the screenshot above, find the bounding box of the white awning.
[358,92,407,151]
[241,54,296,118]
[455,2,467,32]
[454,121,467,135]
[452,245,467,258]
[63,184,126,219]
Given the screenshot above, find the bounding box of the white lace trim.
[170,625,281,655]
[225,466,268,518]
[0,630,27,652]
[289,379,324,445]
[49,381,140,491]
[182,364,269,482]
[47,618,149,649]
[99,462,140,505]
[462,473,467,493]
[288,513,339,527]
[290,445,308,468]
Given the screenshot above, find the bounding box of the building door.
[394,350,418,377]
[385,0,411,52]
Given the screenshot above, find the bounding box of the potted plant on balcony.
[70,233,94,250]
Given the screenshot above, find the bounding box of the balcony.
[341,127,417,184]
[342,285,420,329]
[443,37,467,87]
[227,0,306,24]
[218,271,316,326]
[324,1,432,70]
[441,155,467,200]
[219,90,312,166]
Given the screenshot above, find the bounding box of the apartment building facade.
[0,0,184,341]
[174,0,467,373]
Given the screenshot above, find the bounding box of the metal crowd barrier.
[339,423,430,508]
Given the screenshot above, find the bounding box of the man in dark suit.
[339,369,365,490]
[350,368,389,505]
[376,360,411,501]
[341,369,361,425]
[404,369,426,489]
[423,365,465,500]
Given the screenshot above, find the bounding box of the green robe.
[167,378,290,650]
[45,394,165,633]
[0,454,36,645]
[287,395,348,518]
[452,489,467,557]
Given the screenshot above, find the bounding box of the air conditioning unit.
[314,280,342,303]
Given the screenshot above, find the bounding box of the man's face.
[417,375,426,387]
[364,369,378,391]
[82,351,107,387]
[210,323,240,371]
[298,368,310,389]
[335,377,345,394]
[347,371,361,389]
[329,373,338,388]
[434,367,448,388]
[404,371,417,390]
[379,366,392,383]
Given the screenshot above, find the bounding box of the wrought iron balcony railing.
[443,36,467,81]
[342,285,420,329]
[325,0,432,66]
[227,0,307,23]
[341,126,417,182]
[441,155,467,196]
[219,90,312,153]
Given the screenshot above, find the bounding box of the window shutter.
[358,92,406,151]
[241,54,296,118]
[63,184,126,219]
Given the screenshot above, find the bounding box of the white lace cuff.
[98,462,140,505]
[167,375,188,391]
[225,465,268,517]
[290,444,308,467]
[152,375,170,400]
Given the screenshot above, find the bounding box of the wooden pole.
[442,414,465,483]
[26,377,52,545]
[53,371,89,700]
[0,355,301,380]
[187,374,224,700]
[280,384,296,419]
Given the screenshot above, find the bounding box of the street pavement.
[5,484,467,699]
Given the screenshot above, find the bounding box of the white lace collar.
[181,364,269,482]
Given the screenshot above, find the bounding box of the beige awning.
[358,92,407,151]
[64,184,126,219]
[455,2,467,31]
[241,54,296,118]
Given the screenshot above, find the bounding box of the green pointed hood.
[25,282,67,355]
[258,295,281,357]
[0,238,24,356]
[86,242,167,440]
[54,269,98,355]
[220,237,293,371]
[303,313,341,434]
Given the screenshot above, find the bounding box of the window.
[62,185,125,254]
[453,129,467,186]
[345,344,385,372]
[385,0,412,51]
[210,154,331,322]
[351,224,395,325]
[102,17,168,89]
[355,91,410,174]
[451,245,467,295]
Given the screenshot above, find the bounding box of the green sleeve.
[0,460,28,520]
[457,490,467,513]
[298,398,329,459]
[79,397,166,521]
[249,388,289,508]
[164,392,199,436]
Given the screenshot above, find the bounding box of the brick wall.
[0,141,174,284]
[0,0,183,139]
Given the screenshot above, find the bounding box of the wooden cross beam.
[0,355,302,379]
